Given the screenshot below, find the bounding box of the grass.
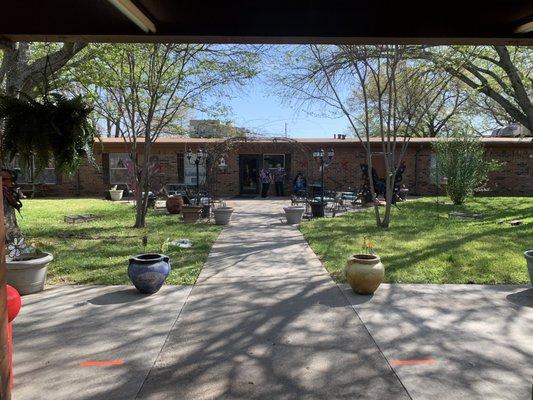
[17,199,222,285]
[300,197,533,284]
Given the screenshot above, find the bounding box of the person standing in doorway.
[273,163,286,197]
[259,167,272,198]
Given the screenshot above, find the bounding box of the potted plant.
[0,92,95,294]
[345,236,384,295]
[108,185,124,201]
[165,194,184,214]
[128,253,171,294]
[283,205,305,224]
[213,205,234,225]
[5,235,54,295]
[525,250,533,285]
[181,204,203,223]
[310,200,326,218]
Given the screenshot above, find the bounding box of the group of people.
[258,164,307,198]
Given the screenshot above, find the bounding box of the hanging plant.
[0,92,96,175]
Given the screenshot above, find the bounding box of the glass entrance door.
[239,155,261,195]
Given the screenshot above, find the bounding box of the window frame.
[109,153,132,185]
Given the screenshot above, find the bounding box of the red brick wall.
[31,140,533,198]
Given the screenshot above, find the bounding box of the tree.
[280,45,445,228]
[423,46,533,132]
[74,43,258,228]
[0,41,88,243]
[433,134,499,205]
[409,73,470,137]
[0,42,87,97]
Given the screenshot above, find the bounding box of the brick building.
[17,136,533,198]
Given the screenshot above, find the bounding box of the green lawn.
[17,199,222,285]
[300,197,532,284]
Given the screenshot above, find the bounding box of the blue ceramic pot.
[128,253,171,294]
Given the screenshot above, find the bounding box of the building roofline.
[97,136,533,145]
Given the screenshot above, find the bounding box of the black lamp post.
[313,148,335,204]
[186,148,207,205]
[310,148,334,218]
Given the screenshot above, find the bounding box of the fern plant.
[0,93,96,175]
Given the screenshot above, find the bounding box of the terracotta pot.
[181,205,203,223]
[166,195,184,214]
[345,254,384,295]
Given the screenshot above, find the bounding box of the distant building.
[16,136,533,199]
[491,123,531,137]
[189,119,250,138]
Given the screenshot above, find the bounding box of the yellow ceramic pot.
[345,254,384,295]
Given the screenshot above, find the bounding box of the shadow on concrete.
[88,288,149,306]
[342,283,533,400]
[13,285,191,400]
[134,200,409,400]
[506,287,533,308]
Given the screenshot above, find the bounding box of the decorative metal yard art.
[359,160,406,205]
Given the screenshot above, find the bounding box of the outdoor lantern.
[328,148,335,161]
[186,148,193,161]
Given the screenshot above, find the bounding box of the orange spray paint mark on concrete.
[80,360,124,367]
[390,359,436,366]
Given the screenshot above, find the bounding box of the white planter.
[213,207,234,225]
[109,189,124,201]
[525,250,533,285]
[284,206,305,224]
[7,252,54,295]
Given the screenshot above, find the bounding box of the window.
[263,154,285,170]
[10,156,32,184]
[109,153,132,184]
[38,160,57,184]
[177,153,185,183]
[8,156,57,184]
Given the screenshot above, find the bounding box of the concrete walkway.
[13,285,192,400]
[341,283,533,400]
[12,200,531,399]
[136,200,409,399]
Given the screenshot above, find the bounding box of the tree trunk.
[366,151,382,227]
[133,163,150,229]
[380,173,394,229]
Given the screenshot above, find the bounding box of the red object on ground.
[6,285,21,389]
[390,359,436,366]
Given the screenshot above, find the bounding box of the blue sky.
[223,76,348,138]
[196,67,350,139]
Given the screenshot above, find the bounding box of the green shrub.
[433,134,499,205]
